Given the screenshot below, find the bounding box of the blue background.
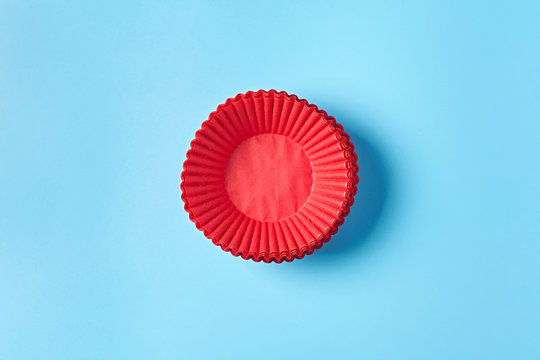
[1,1,539,359]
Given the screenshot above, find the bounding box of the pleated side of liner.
[181,90,359,263]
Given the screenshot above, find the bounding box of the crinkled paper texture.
[181,90,359,263]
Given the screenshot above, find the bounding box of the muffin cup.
[181,90,359,263]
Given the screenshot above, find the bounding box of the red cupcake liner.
[181,90,359,263]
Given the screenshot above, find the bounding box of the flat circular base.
[225,134,313,221]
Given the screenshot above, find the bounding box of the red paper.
[225,134,313,221]
[181,90,358,263]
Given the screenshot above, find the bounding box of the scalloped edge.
[180,89,359,263]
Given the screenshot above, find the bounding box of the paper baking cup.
[181,90,359,263]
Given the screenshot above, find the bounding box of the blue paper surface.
[1,1,539,359]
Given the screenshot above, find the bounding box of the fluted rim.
[181,90,359,263]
